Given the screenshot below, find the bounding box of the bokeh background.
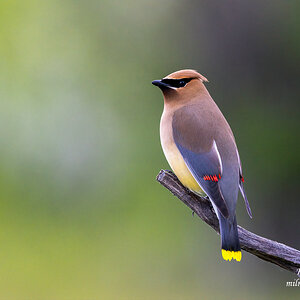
[0,1,299,299]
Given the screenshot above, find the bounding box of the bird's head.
[152,69,209,103]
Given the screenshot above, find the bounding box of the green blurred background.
[0,1,299,299]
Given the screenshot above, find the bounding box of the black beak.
[152,79,170,89]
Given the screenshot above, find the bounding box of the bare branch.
[156,169,300,276]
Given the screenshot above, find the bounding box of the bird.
[152,69,252,262]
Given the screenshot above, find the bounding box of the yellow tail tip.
[222,250,242,262]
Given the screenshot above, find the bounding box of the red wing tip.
[203,174,221,182]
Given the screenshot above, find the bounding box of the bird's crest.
[165,69,209,83]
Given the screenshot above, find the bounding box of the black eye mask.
[161,78,193,88]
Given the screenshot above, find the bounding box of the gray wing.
[236,149,252,218]
[175,138,229,218]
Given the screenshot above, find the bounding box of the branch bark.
[156,169,300,276]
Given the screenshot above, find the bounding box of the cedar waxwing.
[152,69,252,262]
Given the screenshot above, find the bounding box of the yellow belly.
[160,108,205,196]
[161,141,206,196]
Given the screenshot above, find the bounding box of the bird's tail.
[219,214,241,262]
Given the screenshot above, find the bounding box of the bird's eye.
[179,80,186,87]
